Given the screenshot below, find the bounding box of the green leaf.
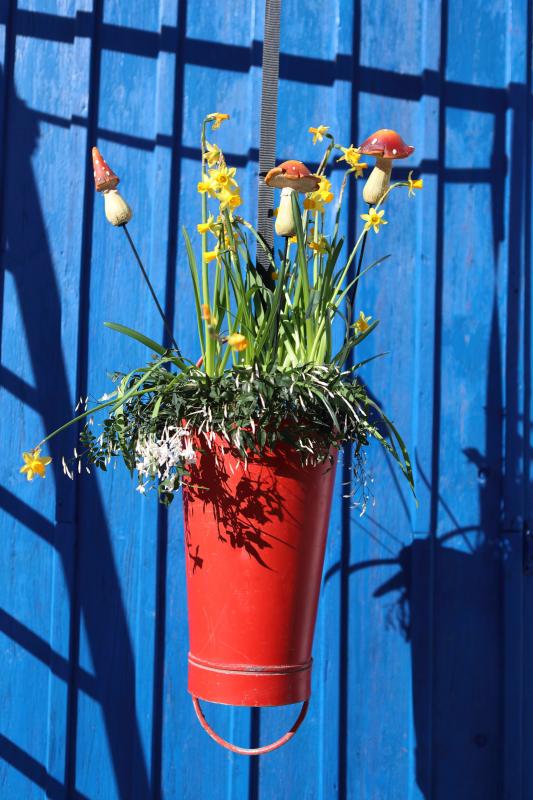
[104,322,167,355]
[182,226,206,357]
[367,398,416,497]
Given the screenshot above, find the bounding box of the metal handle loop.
[191,696,309,756]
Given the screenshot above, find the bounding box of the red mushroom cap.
[265,160,320,193]
[358,129,414,160]
[92,147,120,192]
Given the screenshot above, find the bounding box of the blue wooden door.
[0,1,531,798]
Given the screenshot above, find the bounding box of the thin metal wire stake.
[122,224,181,355]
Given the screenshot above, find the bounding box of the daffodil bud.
[103,189,133,226]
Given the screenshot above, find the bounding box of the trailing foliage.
[73,359,413,508]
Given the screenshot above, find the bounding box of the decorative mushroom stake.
[265,160,320,237]
[357,130,414,206]
[92,147,132,226]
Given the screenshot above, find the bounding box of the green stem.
[272,237,289,363]
[38,362,164,449]
[316,134,336,176]
[122,225,180,355]
[350,220,369,315]
[200,120,213,375]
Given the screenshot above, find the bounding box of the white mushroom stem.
[103,189,133,226]
[362,157,393,205]
[275,187,297,237]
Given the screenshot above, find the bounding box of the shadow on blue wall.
[0,59,154,798]
[0,0,531,798]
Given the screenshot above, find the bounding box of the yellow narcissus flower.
[407,170,423,197]
[354,311,372,334]
[203,141,222,167]
[218,189,242,211]
[315,176,334,204]
[352,162,368,178]
[197,214,220,235]
[209,112,230,130]
[337,144,360,167]
[309,237,329,254]
[271,270,279,280]
[309,125,329,145]
[209,164,238,192]
[361,207,387,233]
[197,174,217,198]
[20,447,52,481]
[201,304,211,322]
[305,177,333,212]
[288,235,297,244]
[303,197,325,213]
[204,248,220,264]
[227,333,248,351]
[337,145,368,177]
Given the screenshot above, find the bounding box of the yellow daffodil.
[337,146,368,177]
[407,170,423,198]
[209,113,230,130]
[197,174,217,198]
[20,447,52,481]
[303,197,325,213]
[309,125,329,145]
[315,176,334,204]
[197,214,220,235]
[209,164,238,192]
[354,311,372,334]
[337,145,360,167]
[218,189,242,211]
[272,207,279,218]
[203,141,222,167]
[361,207,387,233]
[309,237,329,254]
[337,146,368,178]
[227,333,248,351]
[201,304,211,322]
[271,270,279,280]
[204,248,220,264]
[305,177,333,212]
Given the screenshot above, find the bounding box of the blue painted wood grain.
[0,0,531,798]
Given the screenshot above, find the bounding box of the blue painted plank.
[501,2,531,799]
[161,2,258,798]
[0,2,91,798]
[69,0,180,795]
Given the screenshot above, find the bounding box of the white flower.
[135,426,196,491]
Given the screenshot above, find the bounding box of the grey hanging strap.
[256,0,281,284]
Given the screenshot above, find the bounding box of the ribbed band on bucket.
[187,653,313,707]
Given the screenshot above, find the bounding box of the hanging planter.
[22,113,421,753]
[183,434,337,753]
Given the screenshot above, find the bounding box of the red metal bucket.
[182,433,337,754]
